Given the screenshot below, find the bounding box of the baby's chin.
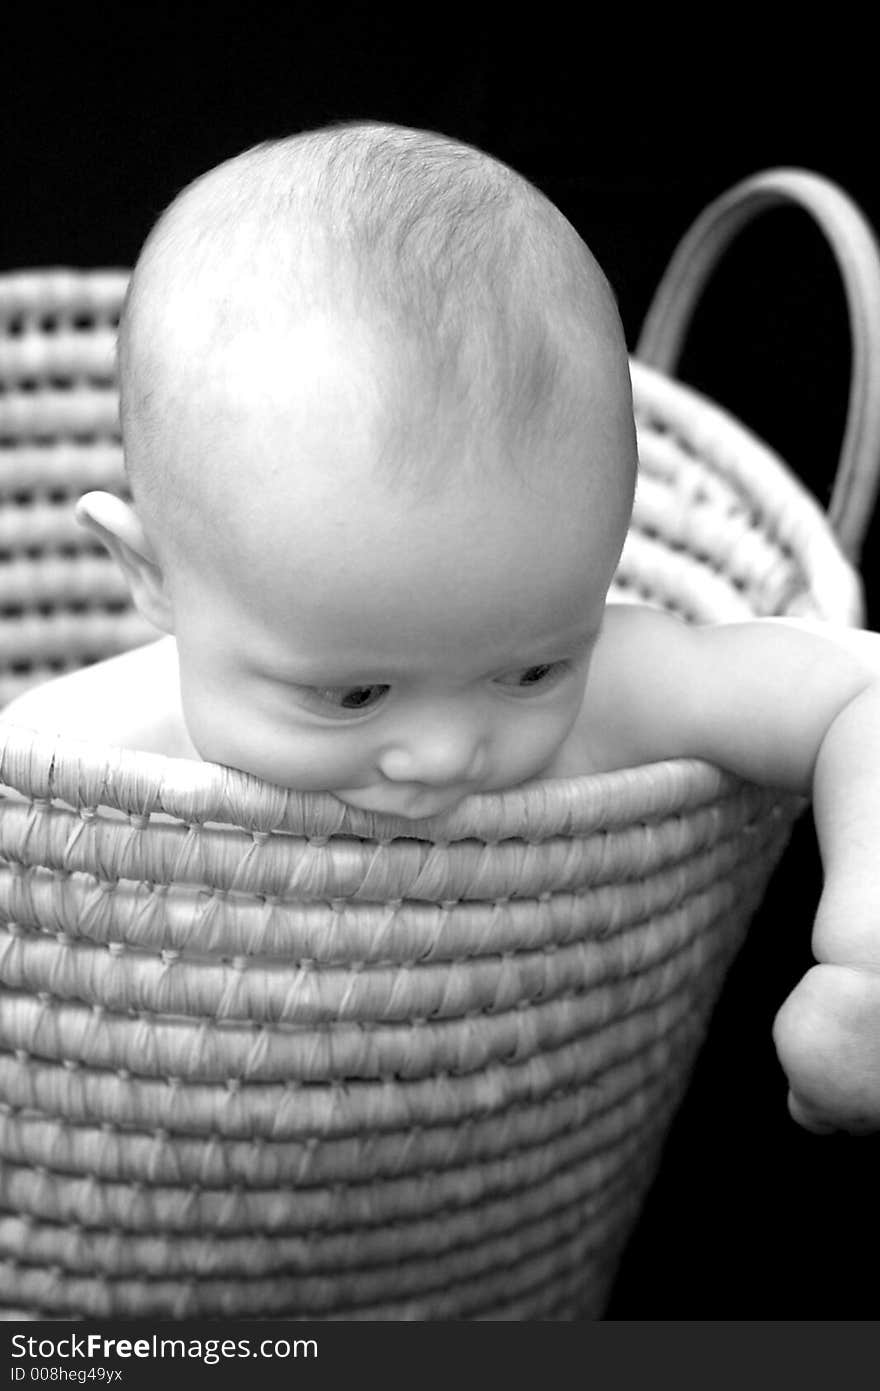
[332,785,477,820]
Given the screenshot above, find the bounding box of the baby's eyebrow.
[254,620,603,687]
[256,650,407,686]
[544,619,603,655]
[573,622,603,649]
[492,626,601,670]
[262,664,378,686]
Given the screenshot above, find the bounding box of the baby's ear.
[74,491,174,633]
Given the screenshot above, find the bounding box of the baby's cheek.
[493,701,578,785]
[177,686,277,779]
[182,692,362,789]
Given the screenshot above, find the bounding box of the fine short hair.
[117,121,630,544]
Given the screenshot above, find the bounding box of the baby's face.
[162,321,635,819]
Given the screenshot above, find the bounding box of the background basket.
[0,170,878,1321]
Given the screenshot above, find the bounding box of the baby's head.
[80,122,636,818]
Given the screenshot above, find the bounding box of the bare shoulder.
[592,601,690,668]
[0,636,197,758]
[594,606,880,674]
[554,604,880,786]
[550,603,695,776]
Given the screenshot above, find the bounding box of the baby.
[4,122,880,1136]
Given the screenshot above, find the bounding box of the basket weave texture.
[0,170,878,1320]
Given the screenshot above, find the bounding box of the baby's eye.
[297,683,390,718]
[495,661,571,693]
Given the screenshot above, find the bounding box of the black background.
[3,9,879,1319]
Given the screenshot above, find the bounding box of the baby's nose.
[378,720,487,787]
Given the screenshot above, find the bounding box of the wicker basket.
[0,170,878,1321]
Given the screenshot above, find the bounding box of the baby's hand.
[773,963,880,1133]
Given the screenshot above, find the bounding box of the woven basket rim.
[0,722,751,840]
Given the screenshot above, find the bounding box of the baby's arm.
[593,607,880,1134]
[774,622,880,1133]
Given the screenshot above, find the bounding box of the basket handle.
[635,169,880,563]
